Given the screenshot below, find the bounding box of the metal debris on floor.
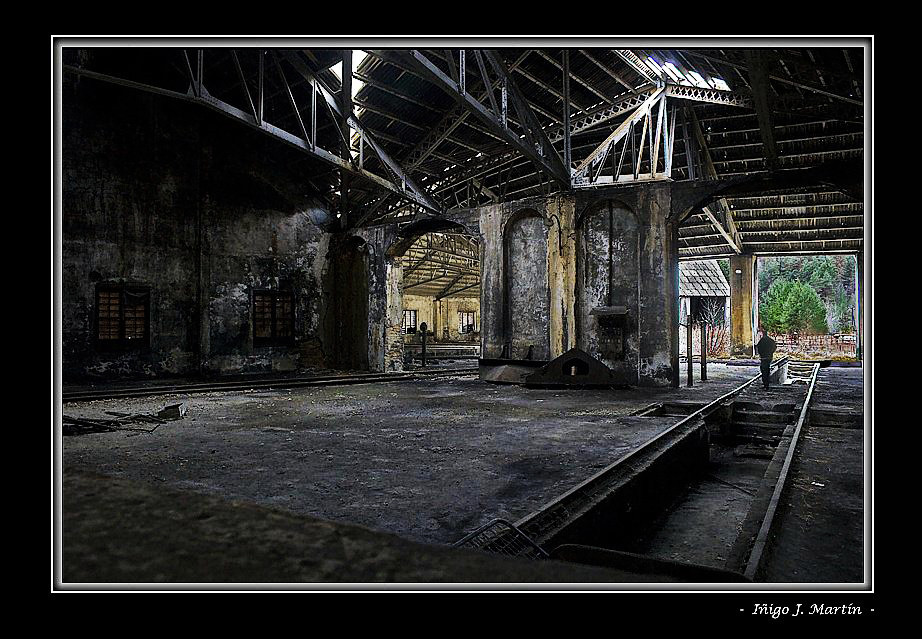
[63,403,187,436]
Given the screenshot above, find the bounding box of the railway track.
[455,357,823,582]
[62,366,479,403]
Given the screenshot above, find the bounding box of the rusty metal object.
[523,347,621,388]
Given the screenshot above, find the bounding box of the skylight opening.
[644,57,666,79]
[662,62,692,86]
[686,71,710,89]
[711,77,731,91]
[330,51,371,161]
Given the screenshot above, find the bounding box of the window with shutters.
[95,285,150,349]
[253,290,295,346]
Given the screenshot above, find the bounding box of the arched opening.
[576,199,640,376]
[388,220,482,368]
[502,209,550,361]
[328,235,369,370]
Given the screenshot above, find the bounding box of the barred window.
[403,309,417,334]
[253,290,295,346]
[96,285,150,348]
[459,311,476,334]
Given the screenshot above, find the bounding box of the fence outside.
[679,329,857,360]
[772,333,856,357]
[679,322,729,359]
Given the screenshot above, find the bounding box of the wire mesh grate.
[454,519,549,560]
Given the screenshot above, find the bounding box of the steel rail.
[62,367,478,403]
[743,361,821,580]
[510,357,790,547]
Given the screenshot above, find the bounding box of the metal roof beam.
[579,50,641,95]
[395,50,570,187]
[282,51,442,214]
[745,50,779,172]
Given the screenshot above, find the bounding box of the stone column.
[730,254,757,357]
[479,204,504,358]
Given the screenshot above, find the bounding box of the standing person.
[755,330,777,389]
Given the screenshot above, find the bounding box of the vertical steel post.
[310,77,317,150]
[459,50,465,95]
[340,49,353,228]
[420,321,428,367]
[700,322,708,381]
[196,49,203,98]
[562,50,571,173]
[686,321,694,387]
[257,50,264,125]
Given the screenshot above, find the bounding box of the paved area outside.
[63,364,754,546]
[761,367,865,583]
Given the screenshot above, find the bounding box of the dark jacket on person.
[756,335,777,361]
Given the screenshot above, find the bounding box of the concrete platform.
[63,364,755,546]
[761,367,865,583]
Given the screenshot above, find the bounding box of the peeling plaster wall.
[63,77,331,381]
[479,204,505,358]
[576,201,641,380]
[632,185,678,386]
[474,187,678,387]
[548,196,577,357]
[348,226,402,373]
[505,212,551,360]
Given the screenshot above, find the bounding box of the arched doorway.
[388,220,482,368]
[576,199,641,378]
[328,235,369,370]
[502,209,550,360]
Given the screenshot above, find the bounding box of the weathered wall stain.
[577,201,640,380]
[63,76,331,381]
[504,210,550,360]
[64,74,680,386]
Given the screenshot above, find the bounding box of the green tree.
[718,258,730,284]
[832,288,854,332]
[760,279,828,335]
[786,281,828,334]
[758,255,856,335]
[803,257,838,298]
[760,279,793,334]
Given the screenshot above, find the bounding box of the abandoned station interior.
[56,40,870,587]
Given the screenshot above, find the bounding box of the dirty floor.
[63,365,754,546]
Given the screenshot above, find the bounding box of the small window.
[253,290,295,346]
[459,311,476,334]
[403,309,417,334]
[95,285,150,349]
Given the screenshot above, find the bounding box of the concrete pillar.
[730,254,757,357]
